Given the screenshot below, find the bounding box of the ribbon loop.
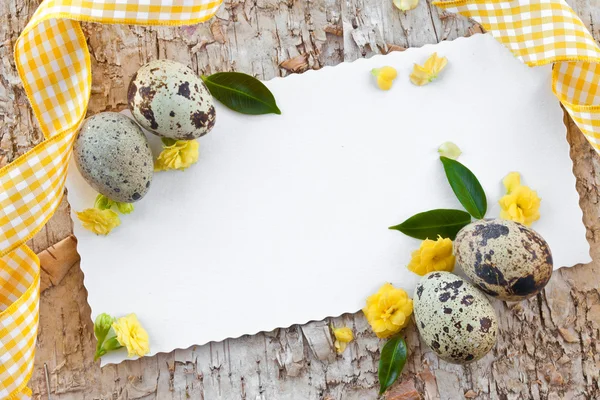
[435,0,600,150]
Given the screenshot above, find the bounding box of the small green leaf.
[94,348,107,361]
[202,72,281,115]
[161,137,178,146]
[440,156,487,219]
[94,334,123,361]
[116,202,134,215]
[94,194,115,210]
[102,336,123,352]
[389,209,471,240]
[378,335,408,395]
[94,313,114,347]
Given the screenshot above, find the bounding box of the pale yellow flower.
[499,172,541,226]
[112,314,150,358]
[438,141,462,160]
[393,0,418,11]
[332,326,354,354]
[410,53,448,86]
[363,283,413,339]
[76,208,120,235]
[407,236,455,276]
[371,66,398,91]
[502,171,521,194]
[155,139,199,171]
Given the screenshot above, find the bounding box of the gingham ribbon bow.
[2,0,599,398]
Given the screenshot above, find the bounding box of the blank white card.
[66,34,590,365]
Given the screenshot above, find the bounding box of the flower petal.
[438,141,462,160]
[393,0,419,11]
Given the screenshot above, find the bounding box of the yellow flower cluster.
[112,314,151,358]
[371,66,398,91]
[76,208,121,235]
[410,53,448,86]
[407,236,455,276]
[363,283,413,338]
[499,172,541,226]
[332,326,354,354]
[155,139,200,171]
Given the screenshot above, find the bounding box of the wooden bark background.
[1,0,599,398]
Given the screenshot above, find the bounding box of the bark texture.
[0,0,599,398]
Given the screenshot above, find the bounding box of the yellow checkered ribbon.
[434,0,600,150]
[2,1,222,398]
[1,0,598,397]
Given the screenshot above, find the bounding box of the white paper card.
[66,34,590,365]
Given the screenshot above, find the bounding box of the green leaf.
[102,336,123,352]
[94,194,115,210]
[94,335,123,361]
[389,209,471,240]
[94,348,107,361]
[116,202,134,215]
[161,137,178,146]
[378,335,408,395]
[440,156,487,219]
[202,72,281,115]
[94,313,114,347]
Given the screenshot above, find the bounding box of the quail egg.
[74,112,153,203]
[414,272,498,364]
[454,219,553,301]
[128,59,216,140]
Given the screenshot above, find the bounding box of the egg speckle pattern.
[74,112,153,203]
[128,59,216,140]
[454,219,553,301]
[414,272,498,364]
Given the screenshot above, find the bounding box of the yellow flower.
[438,141,462,160]
[363,283,413,339]
[407,236,455,276]
[371,66,398,90]
[332,326,354,354]
[393,0,418,11]
[112,314,150,358]
[499,172,541,226]
[155,139,199,171]
[76,208,121,235]
[410,52,448,86]
[502,171,521,193]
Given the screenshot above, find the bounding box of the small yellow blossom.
[112,314,150,358]
[363,283,413,339]
[76,208,121,235]
[371,66,398,90]
[155,139,199,171]
[410,53,448,86]
[407,236,455,276]
[332,326,354,354]
[438,141,462,160]
[393,0,418,11]
[499,172,541,226]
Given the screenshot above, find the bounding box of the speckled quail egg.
[127,59,216,140]
[454,219,553,301]
[414,272,498,364]
[74,112,153,203]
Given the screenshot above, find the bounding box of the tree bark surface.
[1,0,599,398]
